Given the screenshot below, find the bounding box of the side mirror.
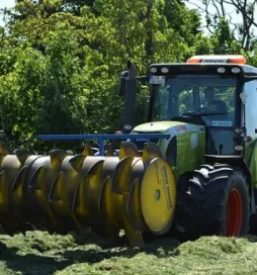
[118,71,129,96]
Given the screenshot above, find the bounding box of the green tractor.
[0,54,257,246]
[118,54,257,240]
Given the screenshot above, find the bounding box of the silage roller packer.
[0,134,177,247]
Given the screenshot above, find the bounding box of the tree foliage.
[190,0,257,53]
[0,0,256,151]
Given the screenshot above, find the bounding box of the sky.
[0,0,256,35]
[0,0,15,11]
[186,0,257,35]
[0,0,15,26]
[0,0,14,9]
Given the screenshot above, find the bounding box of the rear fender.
[204,155,251,184]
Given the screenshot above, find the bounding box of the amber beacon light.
[186,55,246,65]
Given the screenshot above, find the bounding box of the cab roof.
[150,55,257,77]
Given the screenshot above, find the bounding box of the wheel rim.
[226,188,243,236]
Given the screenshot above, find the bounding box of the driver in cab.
[201,86,227,113]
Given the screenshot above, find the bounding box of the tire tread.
[174,164,249,240]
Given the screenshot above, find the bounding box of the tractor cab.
[149,61,239,155]
[128,55,257,157]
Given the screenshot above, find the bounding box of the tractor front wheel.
[174,164,249,240]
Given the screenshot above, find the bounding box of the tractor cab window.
[198,86,236,126]
[152,75,237,127]
[151,75,238,155]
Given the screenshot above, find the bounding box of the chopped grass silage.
[1,231,257,275]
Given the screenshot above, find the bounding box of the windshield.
[151,75,237,127]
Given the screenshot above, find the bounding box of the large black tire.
[174,164,250,240]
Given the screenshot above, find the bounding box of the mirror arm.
[121,61,138,133]
[118,61,149,133]
[243,75,257,82]
[135,75,149,82]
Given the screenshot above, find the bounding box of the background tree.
[2,0,252,151]
[189,0,257,53]
[0,0,201,150]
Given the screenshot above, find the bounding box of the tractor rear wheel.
[174,164,249,240]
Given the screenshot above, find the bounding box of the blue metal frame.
[38,134,170,155]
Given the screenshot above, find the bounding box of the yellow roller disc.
[140,158,176,234]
